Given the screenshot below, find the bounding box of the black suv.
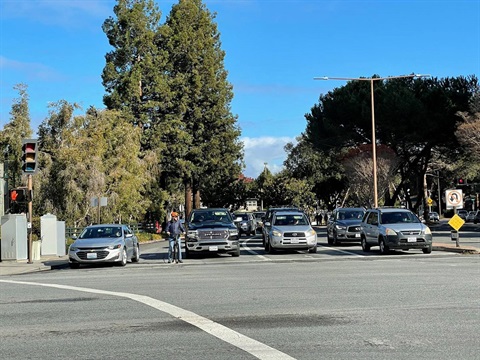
[185,208,240,257]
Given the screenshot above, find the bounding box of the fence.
[65,223,155,239]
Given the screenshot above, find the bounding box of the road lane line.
[319,245,364,256]
[0,279,295,360]
[241,240,270,260]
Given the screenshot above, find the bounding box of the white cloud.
[241,136,297,179]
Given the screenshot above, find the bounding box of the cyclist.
[166,211,185,263]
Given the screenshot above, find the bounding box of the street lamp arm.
[314,74,431,81]
[314,72,431,208]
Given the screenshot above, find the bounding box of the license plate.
[291,238,299,244]
[355,233,360,238]
[407,237,417,243]
[209,246,218,251]
[87,252,97,259]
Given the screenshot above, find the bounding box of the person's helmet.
[171,211,178,217]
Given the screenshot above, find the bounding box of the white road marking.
[241,239,270,260]
[0,279,295,360]
[320,245,364,256]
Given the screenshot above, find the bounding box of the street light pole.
[314,74,430,208]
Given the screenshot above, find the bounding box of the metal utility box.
[1,214,28,261]
[41,214,66,256]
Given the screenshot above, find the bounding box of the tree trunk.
[193,178,201,209]
[185,178,193,219]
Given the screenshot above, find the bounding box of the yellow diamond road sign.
[427,198,433,206]
[448,214,465,231]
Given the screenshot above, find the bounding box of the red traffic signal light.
[457,178,467,185]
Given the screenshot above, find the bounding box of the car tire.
[267,240,275,254]
[379,238,389,255]
[232,247,240,257]
[131,245,140,263]
[118,248,128,266]
[69,262,80,269]
[422,246,432,254]
[327,232,334,245]
[361,237,370,252]
[333,233,339,245]
[308,245,317,253]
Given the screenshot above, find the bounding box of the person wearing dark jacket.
[166,211,186,263]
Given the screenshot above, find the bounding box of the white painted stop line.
[0,279,295,360]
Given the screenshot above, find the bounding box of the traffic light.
[22,139,38,174]
[9,188,27,203]
[457,178,467,186]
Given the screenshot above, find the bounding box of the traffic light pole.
[27,174,33,264]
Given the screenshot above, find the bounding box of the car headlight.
[69,246,77,252]
[228,229,239,236]
[272,230,282,237]
[424,227,432,235]
[335,224,346,230]
[385,228,397,236]
[108,244,122,250]
[187,230,199,239]
[306,229,316,236]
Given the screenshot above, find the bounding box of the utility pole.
[27,174,33,264]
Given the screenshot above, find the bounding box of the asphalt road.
[0,233,479,360]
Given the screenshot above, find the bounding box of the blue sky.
[1,0,479,178]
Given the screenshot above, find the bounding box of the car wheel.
[422,246,432,254]
[232,247,240,257]
[308,245,317,253]
[131,244,140,263]
[361,237,370,252]
[333,232,339,245]
[118,247,128,266]
[327,231,334,245]
[379,238,389,254]
[267,239,275,254]
[69,262,80,269]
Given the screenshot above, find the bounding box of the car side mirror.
[125,233,133,238]
[265,222,271,226]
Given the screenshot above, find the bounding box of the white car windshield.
[79,226,122,239]
[274,214,308,226]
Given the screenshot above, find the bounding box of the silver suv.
[360,208,433,254]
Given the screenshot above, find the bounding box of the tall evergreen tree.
[102,0,170,149]
[0,83,33,189]
[162,0,243,216]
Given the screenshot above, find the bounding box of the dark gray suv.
[327,207,365,245]
[360,208,433,254]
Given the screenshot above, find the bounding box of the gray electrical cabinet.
[1,214,28,261]
[41,214,66,256]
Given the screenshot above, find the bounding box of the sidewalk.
[0,242,478,276]
[0,255,69,276]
